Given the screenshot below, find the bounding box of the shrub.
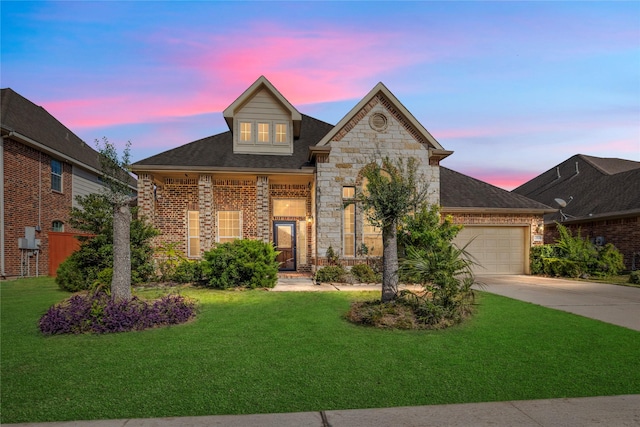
[531,224,625,278]
[530,245,558,275]
[542,258,581,278]
[55,257,86,292]
[314,265,346,283]
[629,271,640,285]
[202,239,279,289]
[350,264,379,283]
[56,194,158,292]
[172,259,204,284]
[593,243,625,277]
[39,291,196,335]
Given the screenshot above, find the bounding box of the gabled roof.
[513,154,640,222]
[440,167,554,213]
[222,76,302,137]
[131,114,333,173]
[315,82,451,159]
[1,88,136,187]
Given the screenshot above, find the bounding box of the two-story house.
[1,88,136,278]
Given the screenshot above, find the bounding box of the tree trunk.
[381,221,399,302]
[112,203,132,301]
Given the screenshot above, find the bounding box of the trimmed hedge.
[202,239,279,289]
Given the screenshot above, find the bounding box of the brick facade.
[3,138,73,277]
[139,174,316,272]
[445,211,544,246]
[544,216,640,270]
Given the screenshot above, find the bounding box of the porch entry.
[274,221,296,271]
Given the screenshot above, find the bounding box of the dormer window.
[258,123,270,143]
[224,76,302,156]
[276,124,287,143]
[240,122,252,142]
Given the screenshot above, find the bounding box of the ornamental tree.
[358,156,430,302]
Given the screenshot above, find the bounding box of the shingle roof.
[132,114,334,171]
[512,154,640,222]
[440,167,553,211]
[1,88,135,186]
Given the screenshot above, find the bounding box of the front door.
[274,222,296,271]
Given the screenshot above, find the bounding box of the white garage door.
[453,226,525,275]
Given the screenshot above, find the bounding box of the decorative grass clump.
[38,291,196,335]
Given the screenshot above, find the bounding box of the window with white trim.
[52,221,64,232]
[258,123,270,143]
[343,187,356,257]
[218,211,242,243]
[51,159,62,192]
[188,211,200,257]
[275,123,287,143]
[240,122,252,142]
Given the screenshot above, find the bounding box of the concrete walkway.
[7,275,640,427]
[6,395,640,426]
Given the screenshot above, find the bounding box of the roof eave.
[545,208,640,225]
[2,126,136,190]
[441,206,557,215]
[130,164,315,176]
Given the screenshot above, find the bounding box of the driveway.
[474,275,640,331]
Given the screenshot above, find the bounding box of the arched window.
[52,221,64,232]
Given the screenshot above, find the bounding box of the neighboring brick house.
[513,154,640,270]
[132,76,551,275]
[1,88,136,278]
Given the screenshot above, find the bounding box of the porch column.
[137,173,155,224]
[256,175,270,243]
[198,174,214,253]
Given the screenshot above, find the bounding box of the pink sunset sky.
[1,1,638,190]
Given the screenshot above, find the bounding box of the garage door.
[453,226,525,275]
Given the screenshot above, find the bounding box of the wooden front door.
[274,222,296,271]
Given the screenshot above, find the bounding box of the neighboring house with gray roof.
[513,154,640,269]
[1,88,136,278]
[132,76,551,275]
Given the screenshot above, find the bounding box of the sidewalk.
[6,394,640,426]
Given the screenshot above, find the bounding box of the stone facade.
[315,95,439,265]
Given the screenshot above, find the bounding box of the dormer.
[223,76,302,155]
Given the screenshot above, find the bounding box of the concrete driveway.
[474,275,640,331]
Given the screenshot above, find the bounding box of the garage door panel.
[454,226,526,275]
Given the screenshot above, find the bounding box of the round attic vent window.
[369,113,388,132]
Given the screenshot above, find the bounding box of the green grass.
[2,277,639,423]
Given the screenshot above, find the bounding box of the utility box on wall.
[18,227,40,250]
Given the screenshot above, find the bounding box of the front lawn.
[2,277,639,423]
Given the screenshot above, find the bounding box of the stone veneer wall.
[315,95,439,266]
[544,216,640,270]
